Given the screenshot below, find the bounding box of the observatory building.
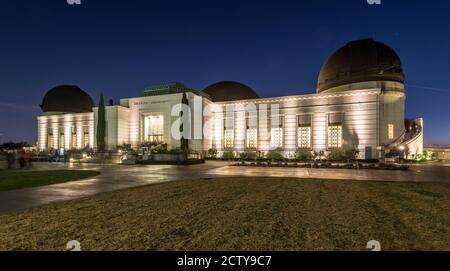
[37,39,424,159]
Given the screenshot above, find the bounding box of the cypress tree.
[97,93,106,152]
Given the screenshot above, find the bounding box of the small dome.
[41,85,95,113]
[317,39,405,93]
[203,81,259,102]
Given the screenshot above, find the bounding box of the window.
[59,133,65,149]
[83,132,89,148]
[71,133,77,149]
[47,133,53,149]
[145,115,164,144]
[246,115,257,149]
[328,125,342,148]
[298,126,311,149]
[71,126,77,149]
[271,116,284,148]
[246,128,257,148]
[388,124,394,140]
[224,130,234,148]
[328,113,343,149]
[298,115,312,149]
[148,135,164,144]
[271,128,283,148]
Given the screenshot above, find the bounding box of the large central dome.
[203,81,259,102]
[317,39,405,93]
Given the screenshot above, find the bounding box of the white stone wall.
[405,118,424,157]
[120,92,206,152]
[37,112,94,151]
[93,106,131,150]
[378,92,406,146]
[210,89,382,159]
[117,106,131,147]
[37,87,409,160]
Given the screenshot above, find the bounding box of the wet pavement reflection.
[0,161,449,214]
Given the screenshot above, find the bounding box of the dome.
[41,85,95,113]
[203,81,259,102]
[317,39,405,93]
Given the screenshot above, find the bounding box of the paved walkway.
[1,161,449,215]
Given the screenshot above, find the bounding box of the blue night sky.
[0,0,449,145]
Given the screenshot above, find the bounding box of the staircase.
[385,118,424,157]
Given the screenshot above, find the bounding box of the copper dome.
[317,39,405,93]
[203,81,259,102]
[41,85,95,113]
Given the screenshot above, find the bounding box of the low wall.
[152,153,187,162]
[426,148,450,161]
[92,153,123,164]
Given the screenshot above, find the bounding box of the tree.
[97,93,106,152]
[180,92,189,154]
[0,142,30,150]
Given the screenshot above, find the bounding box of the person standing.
[6,151,14,169]
[18,151,25,168]
[24,151,32,167]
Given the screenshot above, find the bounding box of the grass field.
[0,177,449,251]
[0,170,100,191]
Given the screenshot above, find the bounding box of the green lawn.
[0,170,100,191]
[0,177,449,251]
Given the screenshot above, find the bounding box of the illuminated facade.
[37,112,94,152]
[37,39,424,159]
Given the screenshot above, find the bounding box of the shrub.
[344,148,360,160]
[207,148,218,159]
[66,149,83,155]
[386,148,402,158]
[422,150,434,161]
[327,149,346,161]
[295,149,313,161]
[327,148,359,162]
[256,151,265,159]
[222,150,235,160]
[266,148,284,161]
[239,151,257,160]
[313,150,326,161]
[151,144,168,154]
[117,144,132,154]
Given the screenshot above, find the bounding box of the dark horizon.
[1,0,449,146]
